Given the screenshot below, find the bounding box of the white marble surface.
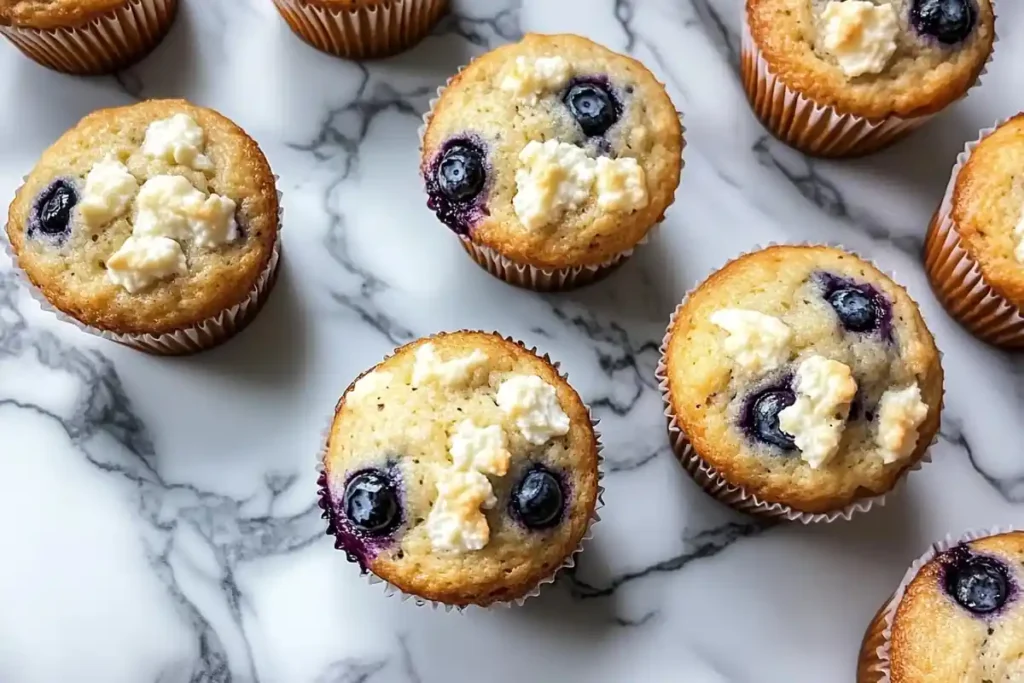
[1,1,1023,681]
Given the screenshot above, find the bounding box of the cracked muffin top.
[421,33,683,270]
[747,0,995,119]
[0,0,130,28]
[663,245,943,513]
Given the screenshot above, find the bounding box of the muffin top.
[663,245,942,513]
[747,0,995,119]
[421,33,682,270]
[320,331,600,607]
[6,99,278,335]
[951,115,1024,310]
[0,0,128,28]
[890,531,1024,683]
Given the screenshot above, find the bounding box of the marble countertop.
[2,1,1024,681]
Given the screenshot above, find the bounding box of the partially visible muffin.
[272,0,448,60]
[5,99,280,354]
[319,331,601,607]
[858,530,1024,682]
[743,0,995,156]
[659,245,943,517]
[421,33,683,290]
[924,114,1024,348]
[0,0,179,74]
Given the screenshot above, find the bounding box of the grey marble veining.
[1,1,1023,681]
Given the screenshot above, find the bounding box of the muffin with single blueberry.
[0,0,179,75]
[743,0,995,157]
[4,99,280,354]
[420,33,683,291]
[924,114,1024,349]
[858,530,1024,682]
[319,331,601,607]
[272,0,447,60]
[657,245,943,520]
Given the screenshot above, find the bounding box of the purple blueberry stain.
[815,272,893,340]
[28,178,78,245]
[911,0,977,45]
[509,464,566,530]
[424,136,489,236]
[939,544,1014,616]
[319,465,403,572]
[741,375,798,452]
[562,76,622,138]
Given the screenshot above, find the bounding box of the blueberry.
[436,142,485,203]
[30,179,78,243]
[342,469,401,536]
[743,386,797,451]
[942,547,1011,615]
[911,0,976,45]
[827,288,878,333]
[563,80,621,137]
[510,466,564,530]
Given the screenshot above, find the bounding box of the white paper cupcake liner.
[272,0,446,60]
[655,242,941,523]
[923,117,1024,349]
[739,11,995,158]
[857,525,1017,682]
[3,186,284,356]
[318,331,604,610]
[418,55,685,292]
[0,0,178,75]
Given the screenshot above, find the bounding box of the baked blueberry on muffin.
[657,245,943,519]
[742,0,995,157]
[5,99,280,354]
[0,0,179,75]
[272,0,447,60]
[318,331,601,607]
[420,33,683,291]
[858,530,1024,682]
[924,114,1024,348]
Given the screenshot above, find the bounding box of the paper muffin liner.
[654,242,940,523]
[923,119,1024,349]
[3,187,283,356]
[317,331,605,610]
[856,525,1017,682]
[418,57,685,292]
[0,0,178,75]
[739,12,995,158]
[272,0,446,60]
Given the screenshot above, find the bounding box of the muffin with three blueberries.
[4,99,281,355]
[858,529,1024,682]
[0,0,179,75]
[420,33,683,291]
[318,331,601,607]
[657,245,943,520]
[742,0,996,157]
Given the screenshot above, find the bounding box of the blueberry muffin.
[420,33,683,291]
[924,115,1024,348]
[318,331,601,607]
[658,245,943,517]
[0,0,178,75]
[5,99,280,355]
[272,0,447,60]
[743,0,995,157]
[858,530,1024,682]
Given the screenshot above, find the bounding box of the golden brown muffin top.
[421,33,683,270]
[6,99,278,335]
[747,0,995,120]
[664,245,942,513]
[0,0,131,29]
[321,331,600,607]
[890,531,1024,683]
[951,115,1024,310]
